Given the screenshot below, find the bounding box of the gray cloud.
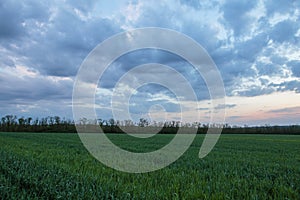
[0,1,49,40]
[256,63,282,76]
[236,33,269,62]
[214,104,237,110]
[0,74,72,102]
[288,60,300,77]
[270,20,299,43]
[264,0,299,15]
[222,0,258,36]
[179,0,201,9]
[197,107,209,111]
[269,80,300,93]
[268,106,300,113]
[0,1,121,77]
[0,2,26,39]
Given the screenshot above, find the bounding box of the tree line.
[0,115,299,134]
[0,115,76,133]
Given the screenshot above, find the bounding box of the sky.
[0,0,300,126]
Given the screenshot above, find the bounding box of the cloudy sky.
[0,0,300,126]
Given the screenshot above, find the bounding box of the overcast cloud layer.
[0,0,299,125]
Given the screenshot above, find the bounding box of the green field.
[0,132,299,199]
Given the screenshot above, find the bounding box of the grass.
[0,132,299,199]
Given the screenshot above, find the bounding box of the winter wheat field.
[0,132,299,199]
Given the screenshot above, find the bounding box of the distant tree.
[139,118,149,127]
[18,117,25,126]
[124,119,133,127]
[25,117,32,126]
[80,118,88,125]
[54,116,61,125]
[108,118,115,127]
[98,118,103,126]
